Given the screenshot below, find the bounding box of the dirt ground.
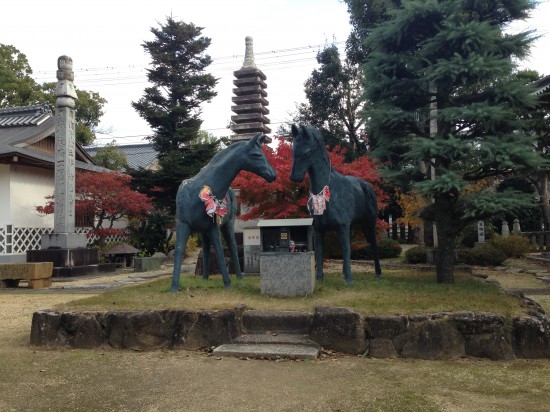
[1,256,550,411]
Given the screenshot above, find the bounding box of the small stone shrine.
[258,218,315,297]
[230,36,271,143]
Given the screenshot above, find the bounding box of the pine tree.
[361,0,546,282]
[131,17,219,210]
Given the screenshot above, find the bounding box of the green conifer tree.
[131,17,219,210]
[361,0,545,282]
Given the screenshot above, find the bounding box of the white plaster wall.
[0,164,10,227]
[10,165,54,228]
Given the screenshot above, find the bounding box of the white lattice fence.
[76,227,129,246]
[12,227,53,253]
[0,227,5,254]
[0,226,130,255]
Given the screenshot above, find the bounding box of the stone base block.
[260,252,315,297]
[27,248,99,268]
[52,263,116,278]
[41,232,87,249]
[134,257,164,272]
[28,278,53,289]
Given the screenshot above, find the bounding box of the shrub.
[457,244,506,266]
[404,246,428,264]
[350,238,402,260]
[489,234,530,258]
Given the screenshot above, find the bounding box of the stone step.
[213,343,319,360]
[235,333,319,347]
[241,310,312,334]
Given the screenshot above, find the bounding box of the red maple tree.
[36,171,152,242]
[233,136,387,221]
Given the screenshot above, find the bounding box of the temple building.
[230,36,271,143]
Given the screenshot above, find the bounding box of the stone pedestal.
[41,232,87,249]
[26,247,116,277]
[27,248,99,267]
[260,252,315,297]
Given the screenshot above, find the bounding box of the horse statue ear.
[249,132,271,147]
[291,124,300,138]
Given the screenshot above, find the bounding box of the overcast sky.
[1,0,549,147]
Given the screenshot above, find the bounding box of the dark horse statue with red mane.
[290,124,381,284]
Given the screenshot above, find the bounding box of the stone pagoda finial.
[242,36,256,69]
[55,55,77,109]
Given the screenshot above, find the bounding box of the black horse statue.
[289,124,381,284]
[171,133,276,292]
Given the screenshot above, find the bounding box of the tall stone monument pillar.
[41,56,87,249]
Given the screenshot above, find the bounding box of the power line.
[36,41,346,146]
[31,41,347,82]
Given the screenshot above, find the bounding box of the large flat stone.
[213,343,319,359]
[0,262,53,280]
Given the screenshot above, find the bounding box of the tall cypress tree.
[131,17,219,211]
[361,0,546,282]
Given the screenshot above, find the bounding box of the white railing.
[0,225,129,255]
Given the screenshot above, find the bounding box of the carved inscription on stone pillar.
[54,56,78,234]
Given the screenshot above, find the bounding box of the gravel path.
[1,254,550,411]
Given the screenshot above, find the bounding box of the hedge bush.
[457,244,506,266]
[350,238,402,260]
[489,234,530,258]
[404,246,428,264]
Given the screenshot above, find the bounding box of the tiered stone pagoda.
[230,36,271,143]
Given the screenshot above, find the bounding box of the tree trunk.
[434,196,456,284]
[536,171,550,230]
[435,231,455,284]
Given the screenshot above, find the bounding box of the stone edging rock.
[30,306,550,360]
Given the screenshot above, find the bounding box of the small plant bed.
[55,268,523,318]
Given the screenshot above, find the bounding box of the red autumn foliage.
[233,136,387,221]
[36,171,153,241]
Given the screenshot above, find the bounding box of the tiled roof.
[0,104,52,127]
[0,104,103,171]
[86,143,158,170]
[532,75,550,96]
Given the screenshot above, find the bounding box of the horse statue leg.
[337,225,353,284]
[221,222,243,280]
[201,234,211,280]
[313,228,325,281]
[362,221,382,279]
[208,225,232,288]
[171,220,192,293]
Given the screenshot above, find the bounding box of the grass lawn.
[55,268,524,318]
